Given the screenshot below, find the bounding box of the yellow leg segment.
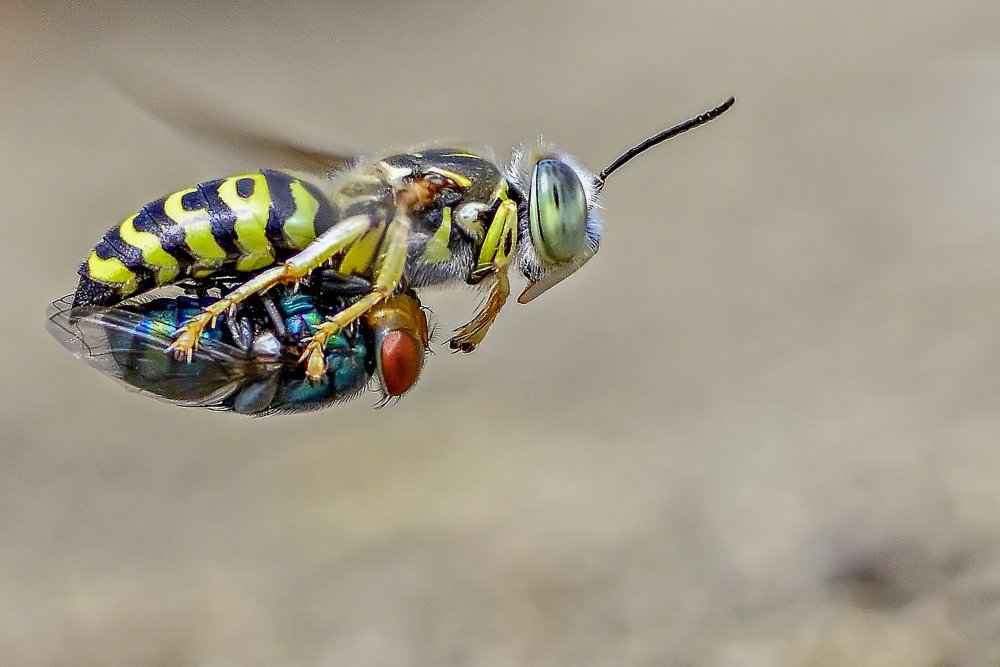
[167,215,372,361]
[300,209,413,381]
[449,200,518,352]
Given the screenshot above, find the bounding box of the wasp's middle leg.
[167,215,372,361]
[449,199,518,352]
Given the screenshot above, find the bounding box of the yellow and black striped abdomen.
[74,170,337,307]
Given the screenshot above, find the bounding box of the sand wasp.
[57,81,734,395]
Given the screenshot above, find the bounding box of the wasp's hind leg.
[166,215,372,361]
[299,209,412,382]
[449,200,518,352]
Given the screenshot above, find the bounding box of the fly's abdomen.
[74,170,337,307]
[106,296,232,402]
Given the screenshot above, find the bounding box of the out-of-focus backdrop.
[4,1,1000,664]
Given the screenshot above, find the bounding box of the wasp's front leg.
[449,199,518,352]
[300,208,412,381]
[167,215,372,361]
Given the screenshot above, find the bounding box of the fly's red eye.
[379,330,423,397]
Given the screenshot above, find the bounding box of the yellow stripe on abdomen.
[86,253,141,295]
[218,174,275,272]
[163,187,227,277]
[118,214,180,284]
[282,181,320,248]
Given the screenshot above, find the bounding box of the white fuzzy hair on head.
[504,139,605,283]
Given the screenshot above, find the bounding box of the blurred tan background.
[3,0,1000,664]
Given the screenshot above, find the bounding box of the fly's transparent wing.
[46,296,282,408]
[107,64,359,179]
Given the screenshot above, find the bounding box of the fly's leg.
[166,215,372,361]
[259,295,288,342]
[299,208,411,381]
[449,199,518,352]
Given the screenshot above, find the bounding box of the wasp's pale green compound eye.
[529,159,588,264]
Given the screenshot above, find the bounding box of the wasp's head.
[507,146,603,304]
[506,97,735,304]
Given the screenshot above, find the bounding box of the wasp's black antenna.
[597,97,735,186]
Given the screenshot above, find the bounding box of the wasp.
[67,83,734,385]
[49,277,429,415]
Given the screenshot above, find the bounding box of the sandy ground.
[3,1,1000,664]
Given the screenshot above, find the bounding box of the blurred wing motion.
[106,64,358,179]
[46,295,279,409]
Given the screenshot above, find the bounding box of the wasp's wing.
[106,64,358,179]
[46,296,281,409]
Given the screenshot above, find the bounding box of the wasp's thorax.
[506,145,603,304]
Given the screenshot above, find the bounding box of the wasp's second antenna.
[597,96,735,185]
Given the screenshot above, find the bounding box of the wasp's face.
[507,147,603,303]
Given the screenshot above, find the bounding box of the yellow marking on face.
[164,188,228,273]
[425,167,471,188]
[86,253,140,294]
[218,174,275,271]
[118,214,180,284]
[419,207,453,263]
[282,180,320,248]
[478,208,506,268]
[441,152,480,159]
[478,200,518,269]
[339,225,384,276]
[493,179,510,201]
